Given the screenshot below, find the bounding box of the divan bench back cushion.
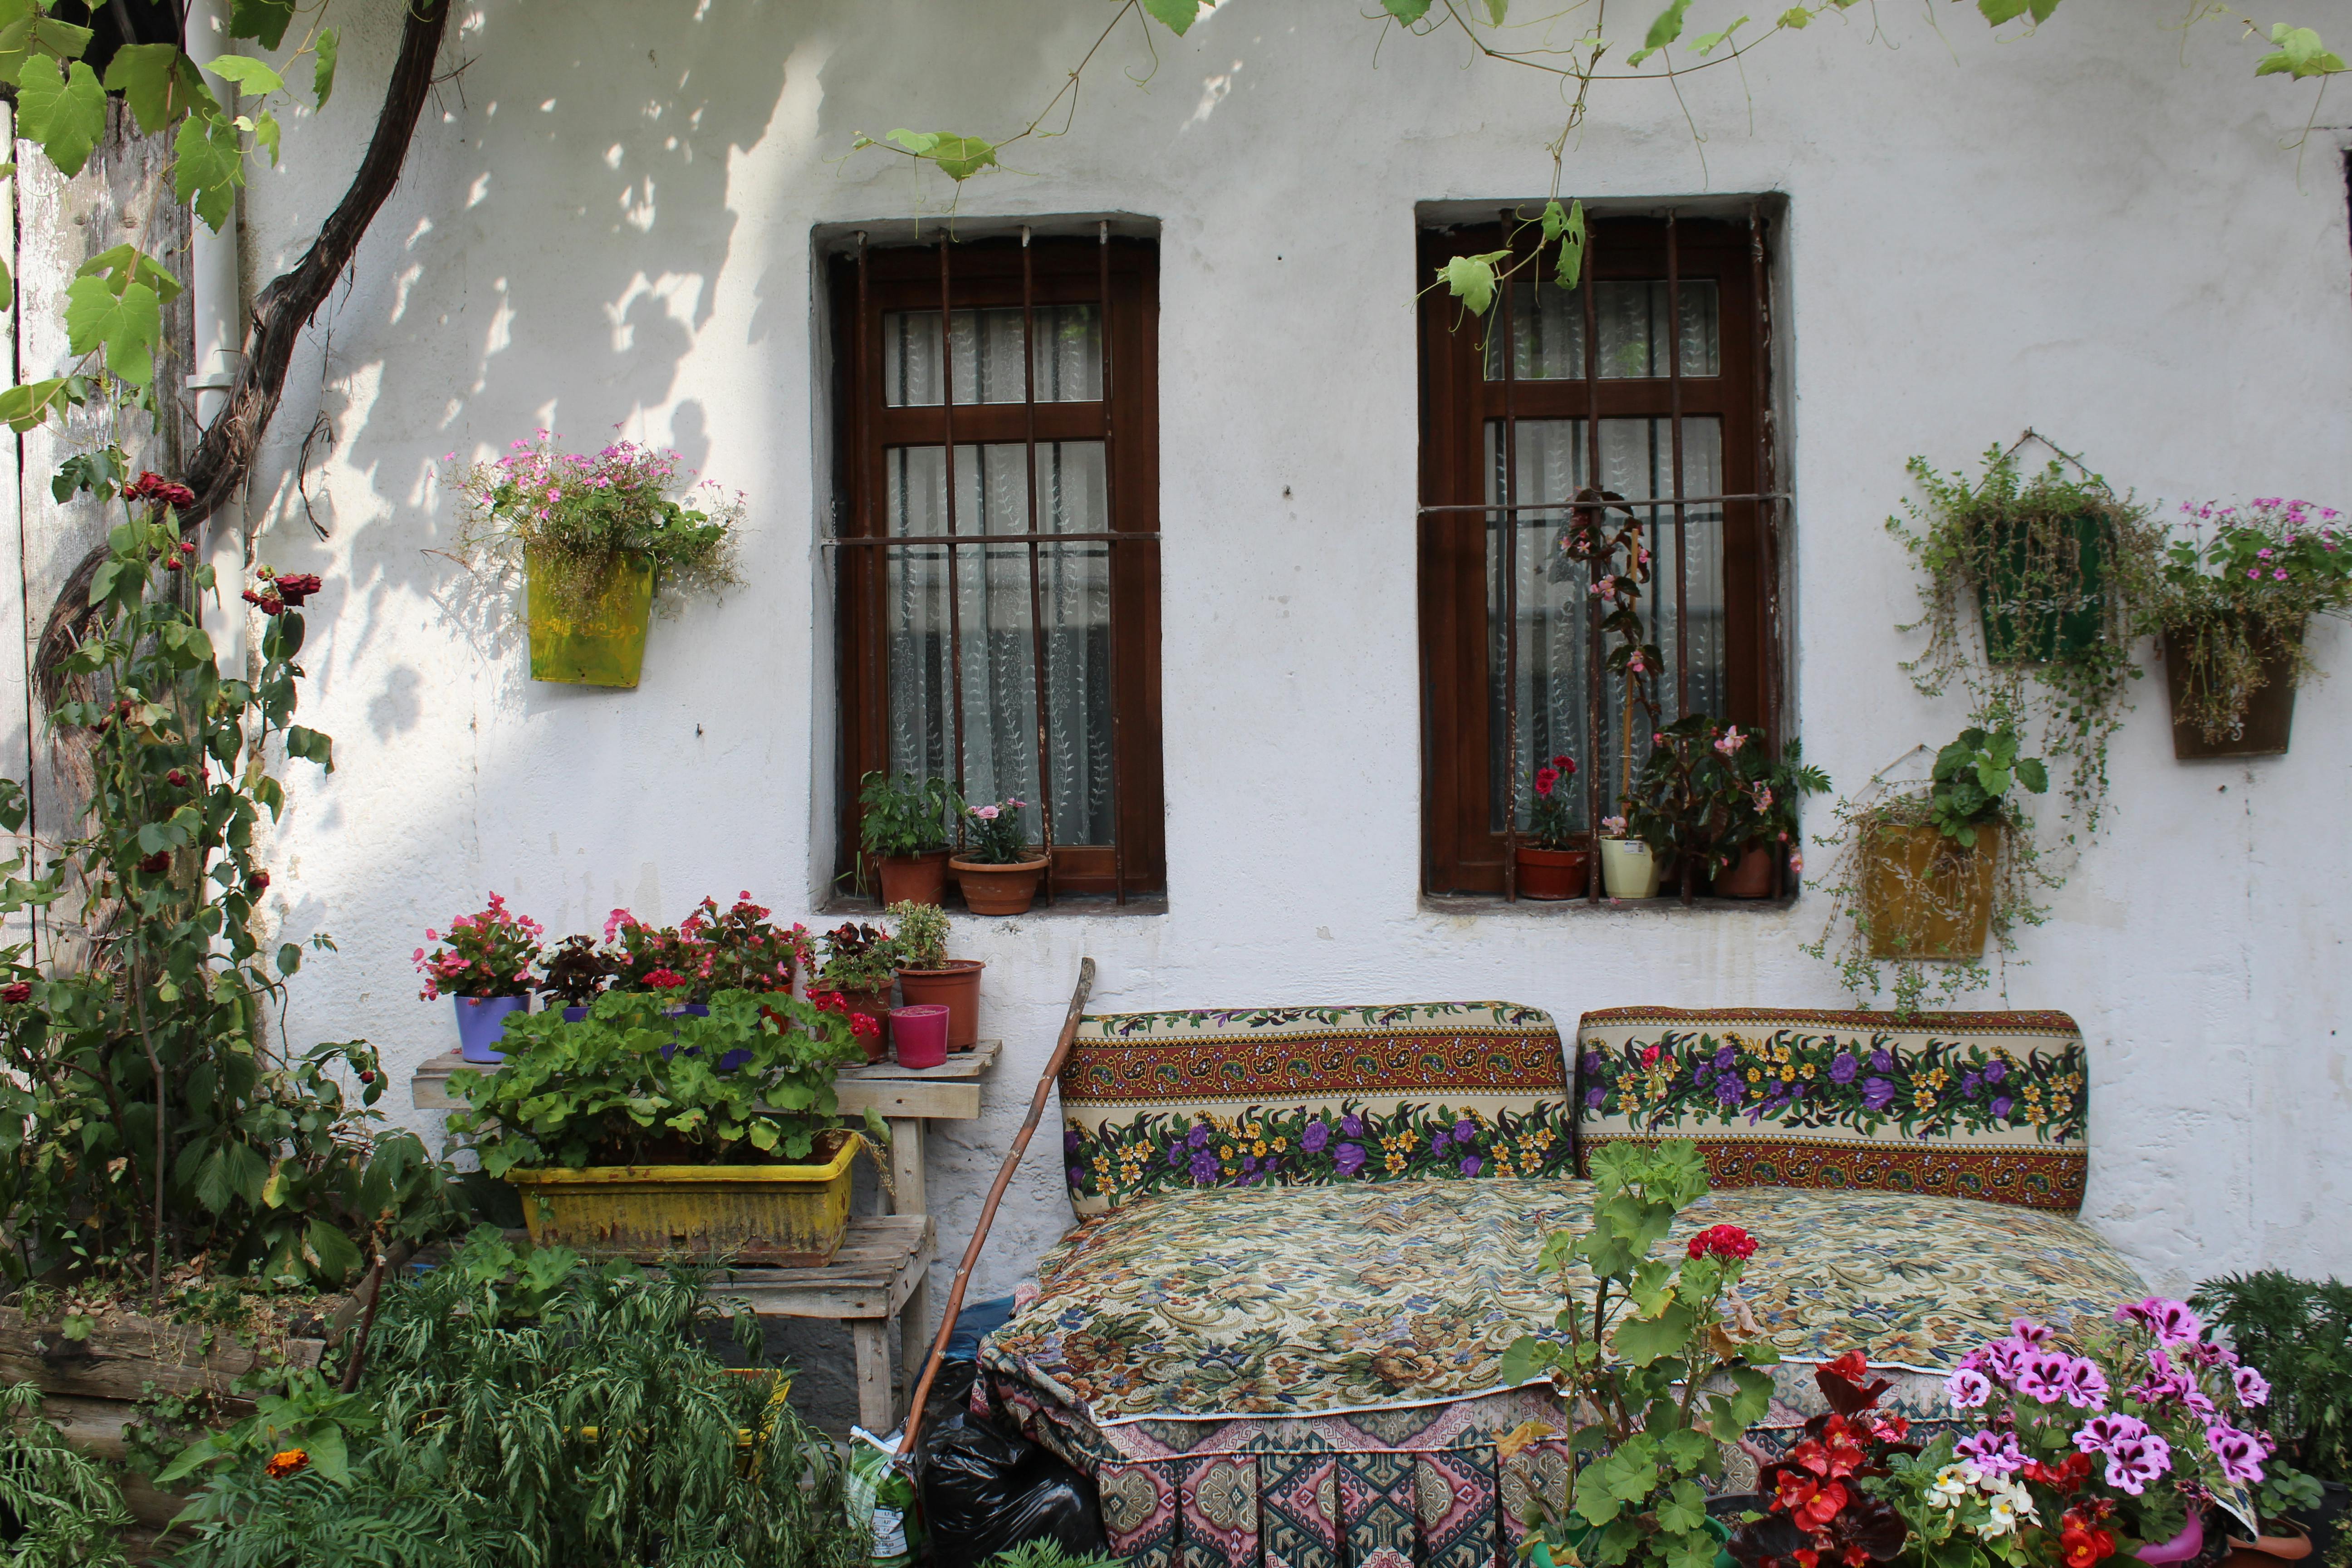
[1058,1002,1572,1216]
[1574,1007,2089,1214]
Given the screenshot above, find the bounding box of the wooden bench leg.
[902,1270,932,1394]
[854,1318,896,1434]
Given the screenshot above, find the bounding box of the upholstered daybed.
[977,1003,2143,1568]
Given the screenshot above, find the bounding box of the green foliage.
[1926,722,2047,848]
[858,770,960,859]
[0,467,459,1290]
[1500,1142,1777,1568]
[166,1229,867,1568]
[450,988,876,1174]
[981,1543,1127,1568]
[882,129,999,181]
[0,1382,134,1568]
[886,901,951,971]
[2257,24,2347,78]
[2192,1270,2352,1483]
[816,921,903,994]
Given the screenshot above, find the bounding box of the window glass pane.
[882,442,1114,845]
[882,305,1102,407]
[1484,279,1719,381]
[1483,416,1725,834]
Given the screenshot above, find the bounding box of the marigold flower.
[265,1448,309,1478]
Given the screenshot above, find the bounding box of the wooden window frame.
[828,234,1166,901]
[1418,212,1783,899]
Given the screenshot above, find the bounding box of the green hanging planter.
[526,548,654,688]
[1976,513,2109,664]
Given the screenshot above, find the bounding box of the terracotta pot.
[1711,844,1777,899]
[2225,1521,2313,1568]
[2164,625,2302,760]
[1513,844,1590,901]
[1859,821,1999,960]
[1598,838,1661,899]
[951,854,1048,916]
[875,850,952,907]
[897,958,985,1049]
[838,987,893,1062]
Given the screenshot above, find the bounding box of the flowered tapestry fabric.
[1057,1002,1573,1216]
[980,1180,2146,1568]
[1575,1008,2090,1213]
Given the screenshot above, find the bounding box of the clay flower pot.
[2225,1520,2314,1568]
[1711,844,1777,899]
[1513,844,1590,901]
[897,958,985,1049]
[876,850,952,907]
[951,854,1047,916]
[837,988,893,1062]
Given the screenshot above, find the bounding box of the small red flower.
[241,588,286,617]
[358,1069,377,1084]
[124,472,197,509]
[642,968,687,989]
[1687,1223,1757,1262]
[137,851,171,874]
[178,540,196,556]
[1534,765,1559,797]
[1772,1470,1819,1513]
[1550,754,1577,775]
[165,556,184,572]
[166,769,189,787]
[245,871,270,895]
[273,573,323,606]
[1795,1480,1847,1530]
[264,1447,309,1479]
[1,982,29,1004]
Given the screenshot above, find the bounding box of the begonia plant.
[413,895,543,1001]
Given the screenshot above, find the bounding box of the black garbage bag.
[917,1411,1103,1568]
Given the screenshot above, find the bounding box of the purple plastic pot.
[658,1003,746,1069]
[890,1004,950,1069]
[563,1005,589,1023]
[455,995,528,1064]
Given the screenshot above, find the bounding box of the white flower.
[1926,1462,1982,1509]
[1977,1492,2027,1539]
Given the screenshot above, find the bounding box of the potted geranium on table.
[2141,500,2352,758]
[415,894,545,1063]
[859,771,961,906]
[951,797,1047,916]
[1515,755,1589,900]
[453,433,743,689]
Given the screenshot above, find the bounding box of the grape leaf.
[1438,250,1510,316]
[313,26,337,105]
[1629,0,1693,64]
[206,52,285,95]
[66,275,163,387]
[102,42,191,136]
[79,243,185,303]
[2256,25,2346,79]
[1383,0,1434,22]
[228,0,295,50]
[175,109,245,232]
[1142,0,1201,34]
[16,55,106,178]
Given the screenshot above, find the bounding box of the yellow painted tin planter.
[526,547,655,688]
[505,1132,861,1265]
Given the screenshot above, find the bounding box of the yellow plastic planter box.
[526,547,655,688]
[505,1133,861,1266]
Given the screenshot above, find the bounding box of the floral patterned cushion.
[1574,1008,2089,1213]
[1057,1002,1573,1217]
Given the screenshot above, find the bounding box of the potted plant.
[537,934,612,1022]
[448,988,883,1266]
[2140,500,2352,759]
[1499,1140,1785,1568]
[691,892,811,996]
[950,797,1048,915]
[414,894,544,1063]
[859,771,962,906]
[1713,736,1832,899]
[1856,720,2047,962]
[889,900,985,1051]
[453,434,744,689]
[814,922,899,1061]
[1515,755,1590,900]
[1597,814,1661,900]
[2193,1272,2352,1563]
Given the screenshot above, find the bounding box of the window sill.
[823,890,1168,920]
[1420,891,1800,917]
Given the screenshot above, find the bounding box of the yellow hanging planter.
[526,547,655,688]
[505,1132,862,1266]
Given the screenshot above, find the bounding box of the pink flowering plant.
[451,431,743,623]
[2144,499,2352,743]
[1524,754,1582,849]
[961,796,1036,865]
[1875,1296,2281,1568]
[414,895,544,1000]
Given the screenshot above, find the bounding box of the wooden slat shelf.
[411,1038,1003,1120]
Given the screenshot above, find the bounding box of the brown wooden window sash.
[1418,211,1784,899]
[830,234,1166,902]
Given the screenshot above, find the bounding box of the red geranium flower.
[1687,1223,1758,1262]
[642,968,687,989]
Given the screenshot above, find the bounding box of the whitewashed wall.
[10,0,2351,1333]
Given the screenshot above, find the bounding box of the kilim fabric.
[1057,1002,1573,1216]
[1574,1007,2090,1213]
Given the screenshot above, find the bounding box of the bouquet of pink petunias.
[415,894,544,1000]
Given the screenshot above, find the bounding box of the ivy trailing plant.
[1888,438,2161,838]
[0,460,460,1298]
[1802,708,2058,1017]
[161,1228,867,1568]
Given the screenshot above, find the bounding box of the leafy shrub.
[2193,1270,2352,1484]
[0,1381,133,1568]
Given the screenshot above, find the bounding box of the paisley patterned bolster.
[980,1178,2147,1426]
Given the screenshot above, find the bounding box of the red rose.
[245,871,270,894]
[241,588,286,617]
[166,769,189,787]
[273,573,324,606]
[1551,754,1577,775]
[1,982,29,1004]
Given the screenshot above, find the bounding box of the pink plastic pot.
[890,1004,950,1069]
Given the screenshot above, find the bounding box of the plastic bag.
[847,1426,925,1568]
[918,1412,1103,1568]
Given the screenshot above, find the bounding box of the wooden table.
[411,1041,1001,1430]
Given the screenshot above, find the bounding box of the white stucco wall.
[15,0,2351,1319]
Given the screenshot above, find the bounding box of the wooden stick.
[896,957,1095,1461]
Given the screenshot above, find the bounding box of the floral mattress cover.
[980,1178,2146,1427]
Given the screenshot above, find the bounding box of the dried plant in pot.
[2138,500,2352,759]
[858,770,961,906]
[950,796,1048,915]
[1514,755,1590,900]
[889,900,984,1051]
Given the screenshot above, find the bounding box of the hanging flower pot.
[1514,844,1590,901]
[1978,512,2110,664]
[2163,622,2302,760]
[1598,838,1661,899]
[1859,821,1999,960]
[525,547,655,688]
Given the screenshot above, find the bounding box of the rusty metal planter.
[505,1133,862,1266]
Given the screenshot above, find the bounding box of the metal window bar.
[835,233,1145,903]
[1436,206,1783,905]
